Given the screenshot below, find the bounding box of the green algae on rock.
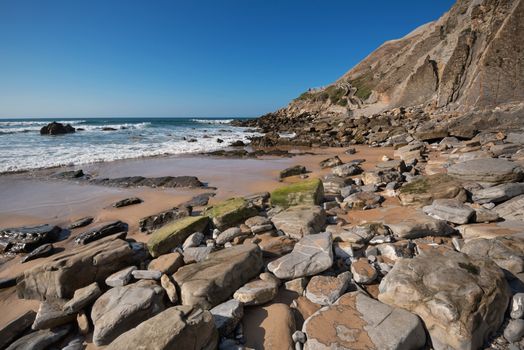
[204,197,258,230]
[270,178,324,208]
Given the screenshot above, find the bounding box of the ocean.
[0,117,257,173]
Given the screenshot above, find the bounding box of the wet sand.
[0,145,393,331]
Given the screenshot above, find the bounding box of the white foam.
[191,119,233,124]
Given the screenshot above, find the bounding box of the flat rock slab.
[0,310,36,349]
[204,197,258,230]
[447,158,524,184]
[471,183,524,204]
[18,236,136,300]
[67,217,93,230]
[233,277,278,306]
[138,206,192,234]
[398,174,466,206]
[63,282,102,314]
[271,205,326,239]
[90,175,204,188]
[147,216,209,258]
[378,250,510,350]
[495,194,524,221]
[112,197,143,208]
[91,280,166,346]
[423,199,475,224]
[305,272,350,305]
[105,306,218,350]
[386,210,454,239]
[147,252,184,275]
[173,243,263,309]
[303,292,426,350]
[462,236,524,276]
[268,232,333,279]
[458,221,524,241]
[270,178,324,208]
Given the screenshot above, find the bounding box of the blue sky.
[0,0,455,118]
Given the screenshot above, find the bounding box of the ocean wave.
[0,120,86,127]
[79,122,151,131]
[191,119,233,125]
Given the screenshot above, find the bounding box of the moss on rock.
[399,174,466,206]
[270,178,324,208]
[147,216,209,257]
[204,197,258,230]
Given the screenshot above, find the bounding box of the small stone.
[63,282,102,314]
[305,272,351,305]
[68,216,94,230]
[216,227,244,245]
[112,197,143,208]
[233,276,278,305]
[21,243,54,263]
[132,269,162,280]
[147,252,184,275]
[292,330,306,343]
[285,278,309,295]
[77,310,90,335]
[160,274,179,304]
[511,293,524,319]
[182,232,205,250]
[504,319,524,343]
[105,266,137,287]
[351,258,378,284]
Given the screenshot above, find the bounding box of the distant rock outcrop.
[40,122,76,135]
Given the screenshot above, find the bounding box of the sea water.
[0,117,256,173]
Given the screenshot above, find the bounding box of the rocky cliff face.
[277,0,524,121]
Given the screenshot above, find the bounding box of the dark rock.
[75,221,128,245]
[0,225,62,254]
[139,206,192,234]
[230,140,245,147]
[279,165,307,179]
[90,176,204,189]
[0,310,36,349]
[101,127,117,131]
[112,197,143,208]
[5,324,71,350]
[67,217,94,230]
[21,243,54,263]
[180,192,216,207]
[52,170,84,179]
[40,122,75,135]
[320,156,343,168]
[0,277,17,289]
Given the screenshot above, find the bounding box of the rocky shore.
[1,129,524,349]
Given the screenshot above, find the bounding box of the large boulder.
[447,158,524,184]
[398,174,466,206]
[271,205,326,239]
[17,236,136,300]
[378,250,511,350]
[91,280,166,346]
[40,122,75,135]
[270,178,324,208]
[494,194,524,221]
[303,292,426,350]
[386,210,454,239]
[462,236,524,276]
[105,306,218,350]
[267,232,333,279]
[173,243,263,309]
[204,197,258,230]
[147,216,209,258]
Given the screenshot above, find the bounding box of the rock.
[90,175,204,189]
[0,277,17,289]
[495,194,524,221]
[362,169,402,186]
[67,216,93,230]
[378,250,510,350]
[181,192,216,207]
[331,163,362,177]
[40,122,75,135]
[280,165,307,179]
[271,205,326,240]
[91,280,166,346]
[183,246,213,264]
[268,232,333,279]
[112,197,143,208]
[0,310,36,350]
[147,216,209,258]
[105,306,218,350]
[74,221,128,245]
[461,236,524,276]
[138,206,192,234]
[254,233,295,258]
[52,169,85,179]
[511,293,524,319]
[216,227,244,245]
[319,156,343,168]
[105,266,137,287]
[344,191,383,209]
[327,222,386,244]
[302,292,426,350]
[20,243,54,263]
[472,207,500,223]
[504,319,524,343]
[77,311,90,334]
[423,199,475,224]
[351,258,378,284]
[18,236,136,300]
[285,277,309,295]
[322,174,352,194]
[63,282,102,314]
[243,303,296,350]
[211,299,244,336]
[233,274,279,306]
[0,224,62,254]
[173,243,263,309]
[386,210,454,239]
[160,274,179,304]
[148,252,184,275]
[448,158,524,184]
[204,197,258,230]
[270,178,324,208]
[398,174,466,206]
[305,272,350,305]
[32,300,76,330]
[245,216,271,228]
[132,269,162,280]
[471,183,524,204]
[5,324,71,350]
[182,231,205,249]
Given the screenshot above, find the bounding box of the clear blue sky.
[0,0,455,118]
